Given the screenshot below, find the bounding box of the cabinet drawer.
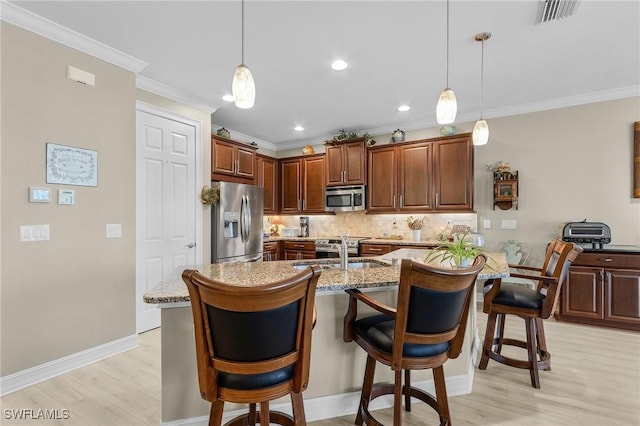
[282,241,316,251]
[360,244,393,255]
[574,253,640,269]
[263,241,279,251]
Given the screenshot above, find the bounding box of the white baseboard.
[162,370,474,425]
[0,334,138,396]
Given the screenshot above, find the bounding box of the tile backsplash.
[263,212,478,241]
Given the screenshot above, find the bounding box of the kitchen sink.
[293,260,387,270]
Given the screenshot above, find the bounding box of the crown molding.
[137,76,218,115]
[0,1,147,73]
[280,85,640,151]
[211,123,277,152]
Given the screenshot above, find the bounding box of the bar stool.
[182,265,321,426]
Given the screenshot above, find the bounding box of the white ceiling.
[9,0,640,149]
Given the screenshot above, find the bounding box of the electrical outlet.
[483,219,492,229]
[501,219,517,230]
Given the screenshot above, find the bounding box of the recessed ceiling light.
[222,94,234,102]
[294,126,305,131]
[331,60,348,71]
[398,105,410,112]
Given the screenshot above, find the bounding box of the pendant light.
[232,0,255,109]
[473,32,491,146]
[436,0,457,124]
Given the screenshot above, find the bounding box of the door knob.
[185,243,196,248]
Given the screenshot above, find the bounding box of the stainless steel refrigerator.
[211,182,264,263]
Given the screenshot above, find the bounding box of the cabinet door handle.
[606,271,611,284]
[598,258,613,262]
[303,198,306,210]
[400,194,404,208]
[298,199,302,210]
[435,192,439,208]
[368,247,383,252]
[600,270,605,282]
[393,195,396,209]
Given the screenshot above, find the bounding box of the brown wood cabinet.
[433,136,474,211]
[262,241,281,261]
[360,242,439,257]
[256,154,278,214]
[211,135,257,183]
[283,240,316,260]
[557,251,640,331]
[280,155,325,214]
[367,134,473,212]
[325,139,366,186]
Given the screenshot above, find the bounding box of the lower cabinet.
[557,252,640,331]
[283,241,316,260]
[360,244,394,257]
[263,241,281,261]
[360,243,438,257]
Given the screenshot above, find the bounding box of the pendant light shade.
[436,0,456,125]
[473,32,491,146]
[472,119,489,146]
[436,88,457,125]
[232,0,255,109]
[232,64,255,109]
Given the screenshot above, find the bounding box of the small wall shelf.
[493,171,518,210]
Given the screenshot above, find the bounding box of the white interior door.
[136,107,198,333]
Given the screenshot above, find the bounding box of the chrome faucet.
[334,234,349,270]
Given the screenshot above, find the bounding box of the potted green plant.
[425,230,482,268]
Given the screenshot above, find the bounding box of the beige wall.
[471,98,640,260]
[1,23,136,375]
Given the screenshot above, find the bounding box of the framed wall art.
[46,143,98,187]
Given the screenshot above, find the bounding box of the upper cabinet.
[280,155,326,214]
[325,139,366,186]
[256,154,278,215]
[211,135,257,183]
[433,136,474,211]
[367,134,473,213]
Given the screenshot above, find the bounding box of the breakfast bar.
[144,251,508,424]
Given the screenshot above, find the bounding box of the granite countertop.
[264,236,444,246]
[144,250,509,305]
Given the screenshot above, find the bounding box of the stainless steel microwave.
[325,185,366,212]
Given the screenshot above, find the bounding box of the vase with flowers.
[406,216,425,242]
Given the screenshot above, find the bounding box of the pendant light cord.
[445,0,450,88]
[480,38,484,119]
[241,0,245,65]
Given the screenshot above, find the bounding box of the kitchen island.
[144,251,508,424]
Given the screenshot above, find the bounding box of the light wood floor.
[2,310,639,425]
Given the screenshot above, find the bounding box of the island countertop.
[144,251,508,305]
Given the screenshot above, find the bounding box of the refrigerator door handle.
[240,195,246,242]
[245,195,252,242]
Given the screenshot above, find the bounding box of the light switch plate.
[20,224,50,242]
[483,219,492,229]
[106,223,122,238]
[501,219,517,230]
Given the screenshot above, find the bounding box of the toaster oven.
[561,221,611,249]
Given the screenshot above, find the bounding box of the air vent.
[535,0,581,24]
